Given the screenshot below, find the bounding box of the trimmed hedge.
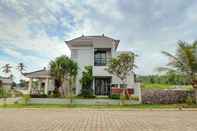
[30,94,48,98]
[110,94,120,99]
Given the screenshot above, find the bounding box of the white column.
[45,78,49,95]
[138,83,142,103]
[92,78,95,95]
[38,80,41,91]
[28,78,32,94]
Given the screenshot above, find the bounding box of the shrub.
[185,96,194,105]
[53,88,61,97]
[0,87,3,98]
[7,89,23,97]
[110,94,120,99]
[22,95,30,105]
[78,94,96,99]
[129,95,139,101]
[0,87,8,98]
[30,94,48,98]
[80,66,94,98]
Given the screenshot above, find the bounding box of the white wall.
[71,47,94,95]
[93,66,112,76]
[48,79,55,91]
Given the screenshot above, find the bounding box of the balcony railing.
[94,58,111,66]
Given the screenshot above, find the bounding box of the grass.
[0,103,197,109]
[142,83,193,90]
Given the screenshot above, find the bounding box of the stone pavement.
[0,109,197,131]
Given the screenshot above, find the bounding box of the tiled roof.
[23,69,51,78]
[65,35,120,43]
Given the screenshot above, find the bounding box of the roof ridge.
[23,69,48,75]
[65,34,119,43]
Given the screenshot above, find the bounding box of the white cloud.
[1,0,197,81]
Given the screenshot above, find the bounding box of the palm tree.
[50,55,78,100]
[66,58,78,103]
[50,56,69,97]
[17,63,25,74]
[2,64,12,74]
[160,41,197,102]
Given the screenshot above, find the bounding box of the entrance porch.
[24,68,54,95]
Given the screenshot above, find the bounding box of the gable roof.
[65,34,120,49]
[23,69,51,79]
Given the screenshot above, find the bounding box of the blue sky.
[0,0,197,81]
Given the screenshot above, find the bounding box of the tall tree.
[66,58,78,103]
[106,53,136,86]
[1,64,12,74]
[50,55,78,101]
[160,41,197,102]
[80,66,94,98]
[50,55,70,97]
[106,53,136,102]
[17,63,25,74]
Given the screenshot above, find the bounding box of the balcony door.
[94,48,111,66]
[94,50,107,66]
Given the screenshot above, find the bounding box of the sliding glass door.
[95,77,111,96]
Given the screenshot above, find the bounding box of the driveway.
[0,109,197,131]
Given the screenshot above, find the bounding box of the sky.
[0,0,197,82]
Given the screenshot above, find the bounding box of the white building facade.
[66,35,140,96]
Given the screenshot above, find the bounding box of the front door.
[95,77,111,96]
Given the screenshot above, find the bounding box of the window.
[94,51,107,66]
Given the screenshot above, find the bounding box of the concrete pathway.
[0,109,197,131]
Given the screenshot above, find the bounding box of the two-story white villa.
[66,34,140,96]
[25,35,140,97]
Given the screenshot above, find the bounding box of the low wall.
[141,89,194,104]
[0,97,21,104]
[28,98,140,105]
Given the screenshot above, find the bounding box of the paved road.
[0,109,197,131]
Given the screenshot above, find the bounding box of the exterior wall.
[141,89,194,104]
[48,79,55,91]
[71,47,94,95]
[93,66,112,76]
[93,39,116,48]
[27,98,140,105]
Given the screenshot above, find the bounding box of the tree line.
[137,72,190,85]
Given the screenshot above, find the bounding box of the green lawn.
[142,83,193,90]
[0,103,197,109]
